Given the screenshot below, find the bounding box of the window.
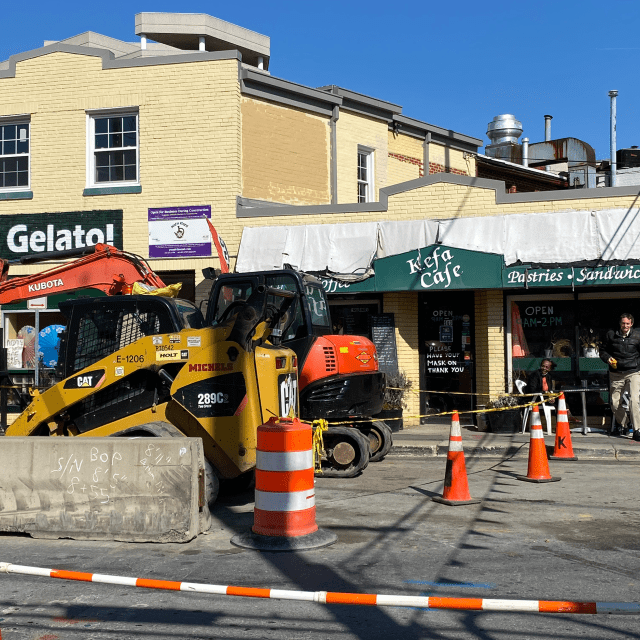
[88,112,138,186]
[357,147,374,203]
[304,284,331,328]
[0,120,29,190]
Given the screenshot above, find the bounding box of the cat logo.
[156,350,189,362]
[278,373,298,418]
[63,369,106,390]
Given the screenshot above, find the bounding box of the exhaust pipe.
[544,115,553,142]
[609,90,618,187]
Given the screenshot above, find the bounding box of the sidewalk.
[389,418,640,459]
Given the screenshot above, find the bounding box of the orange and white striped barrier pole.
[1,562,638,614]
[231,416,336,551]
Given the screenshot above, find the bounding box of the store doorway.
[419,291,475,425]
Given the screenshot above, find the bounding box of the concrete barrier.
[0,438,211,542]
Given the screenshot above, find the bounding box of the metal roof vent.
[486,114,523,146]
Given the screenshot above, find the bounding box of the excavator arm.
[0,244,167,305]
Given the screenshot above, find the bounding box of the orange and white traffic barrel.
[231,417,337,551]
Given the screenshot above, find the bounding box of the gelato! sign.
[0,211,123,259]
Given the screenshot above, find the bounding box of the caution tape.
[0,562,637,614]
[311,419,328,473]
[322,393,561,426]
[388,386,557,399]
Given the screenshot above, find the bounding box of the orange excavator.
[0,244,176,424]
[0,243,169,304]
[206,269,392,477]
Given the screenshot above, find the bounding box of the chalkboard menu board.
[371,314,398,374]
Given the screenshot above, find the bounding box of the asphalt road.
[1,454,639,639]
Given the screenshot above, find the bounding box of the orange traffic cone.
[550,393,578,460]
[433,412,480,506]
[517,405,561,483]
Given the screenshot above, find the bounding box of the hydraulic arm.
[0,243,167,305]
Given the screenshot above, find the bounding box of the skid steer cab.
[7,288,299,507]
[206,269,390,478]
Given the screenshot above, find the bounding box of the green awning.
[503,264,640,288]
[320,245,640,294]
[373,245,503,291]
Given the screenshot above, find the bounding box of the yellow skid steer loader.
[6,285,299,508]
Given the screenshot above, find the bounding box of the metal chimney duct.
[486,114,523,145]
[544,115,553,141]
[522,138,529,168]
[609,90,618,187]
[485,114,523,163]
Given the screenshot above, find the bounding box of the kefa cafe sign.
[373,245,503,292]
[0,211,123,260]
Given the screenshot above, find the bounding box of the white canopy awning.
[235,208,640,273]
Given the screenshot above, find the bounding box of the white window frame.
[357,146,375,203]
[86,108,140,188]
[0,115,30,192]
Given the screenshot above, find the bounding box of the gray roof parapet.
[135,12,270,69]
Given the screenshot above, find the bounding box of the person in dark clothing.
[527,359,577,423]
[600,313,640,437]
[527,358,555,396]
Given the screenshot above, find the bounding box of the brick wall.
[382,291,420,423]
[428,145,473,175]
[428,162,467,176]
[336,111,388,204]
[0,52,241,305]
[474,290,505,402]
[241,98,331,205]
[388,131,423,184]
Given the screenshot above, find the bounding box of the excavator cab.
[208,271,330,355]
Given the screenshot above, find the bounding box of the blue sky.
[3,0,638,160]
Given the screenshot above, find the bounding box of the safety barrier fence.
[0,563,637,615]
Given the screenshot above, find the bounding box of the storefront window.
[328,302,380,337]
[509,293,640,417]
[511,299,576,361]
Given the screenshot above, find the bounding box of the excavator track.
[355,420,393,462]
[315,426,370,478]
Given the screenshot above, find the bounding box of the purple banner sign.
[148,205,212,259]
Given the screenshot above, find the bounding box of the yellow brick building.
[2,12,639,427]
